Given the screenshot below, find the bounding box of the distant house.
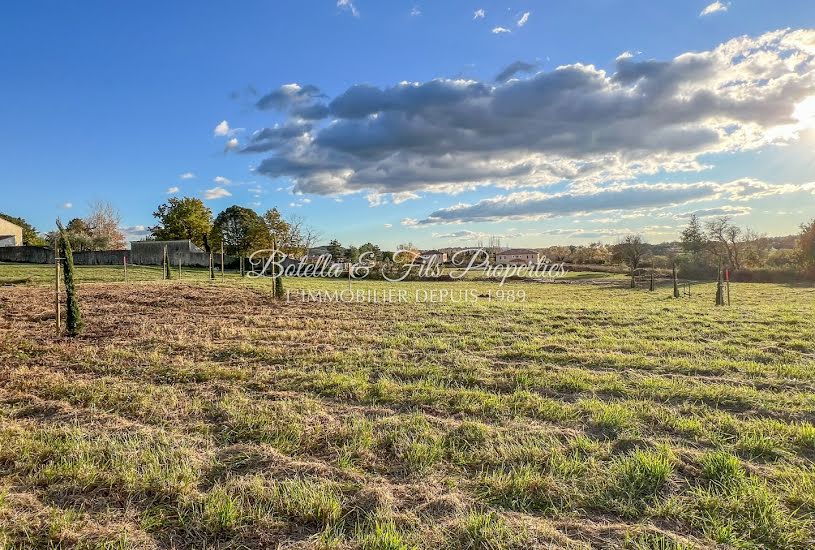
[0,218,23,247]
[419,250,448,264]
[495,248,541,265]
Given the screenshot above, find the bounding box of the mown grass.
[0,264,813,548]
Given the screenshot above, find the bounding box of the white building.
[419,250,448,264]
[495,248,541,265]
[0,218,23,247]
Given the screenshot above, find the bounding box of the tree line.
[149,197,319,258]
[609,215,815,281]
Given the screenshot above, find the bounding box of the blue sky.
[2,0,814,249]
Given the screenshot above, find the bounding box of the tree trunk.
[715,264,725,306]
[672,263,680,298]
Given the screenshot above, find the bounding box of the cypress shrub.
[56,220,83,336]
[272,238,284,299]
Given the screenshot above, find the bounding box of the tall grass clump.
[603,448,674,515]
[447,509,527,550]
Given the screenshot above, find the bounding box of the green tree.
[0,213,46,246]
[150,197,213,250]
[347,245,360,263]
[263,208,290,249]
[326,239,344,260]
[209,206,269,258]
[680,214,706,256]
[56,220,83,336]
[358,242,382,261]
[797,218,815,269]
[65,218,94,251]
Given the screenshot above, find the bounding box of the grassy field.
[0,264,814,548]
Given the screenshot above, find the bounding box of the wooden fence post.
[123,255,128,283]
[221,242,225,281]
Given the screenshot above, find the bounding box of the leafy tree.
[56,220,83,336]
[797,218,815,269]
[616,234,647,288]
[0,213,46,246]
[326,239,344,260]
[617,234,647,271]
[150,197,213,250]
[358,242,382,261]
[346,245,360,263]
[263,208,291,250]
[209,206,269,258]
[64,218,94,251]
[395,242,420,264]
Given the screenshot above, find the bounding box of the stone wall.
[0,245,277,270]
[0,246,53,264]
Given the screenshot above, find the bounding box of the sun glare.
[793,96,815,128]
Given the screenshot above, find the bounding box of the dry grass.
[1,268,814,548]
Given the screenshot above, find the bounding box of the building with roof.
[495,248,541,265]
[0,218,23,247]
[419,250,448,264]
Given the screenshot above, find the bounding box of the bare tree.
[288,214,321,252]
[619,234,647,271]
[705,216,742,270]
[486,236,502,254]
[85,201,126,250]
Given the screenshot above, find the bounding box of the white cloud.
[225,137,239,151]
[492,26,511,34]
[203,187,232,200]
[367,191,421,207]
[384,223,393,228]
[337,0,359,17]
[179,172,195,180]
[245,29,815,216]
[700,1,728,16]
[676,205,752,218]
[61,202,72,209]
[473,9,485,19]
[410,5,421,16]
[166,186,180,194]
[412,179,802,225]
[517,12,530,27]
[213,120,230,137]
[122,225,150,242]
[213,176,232,185]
